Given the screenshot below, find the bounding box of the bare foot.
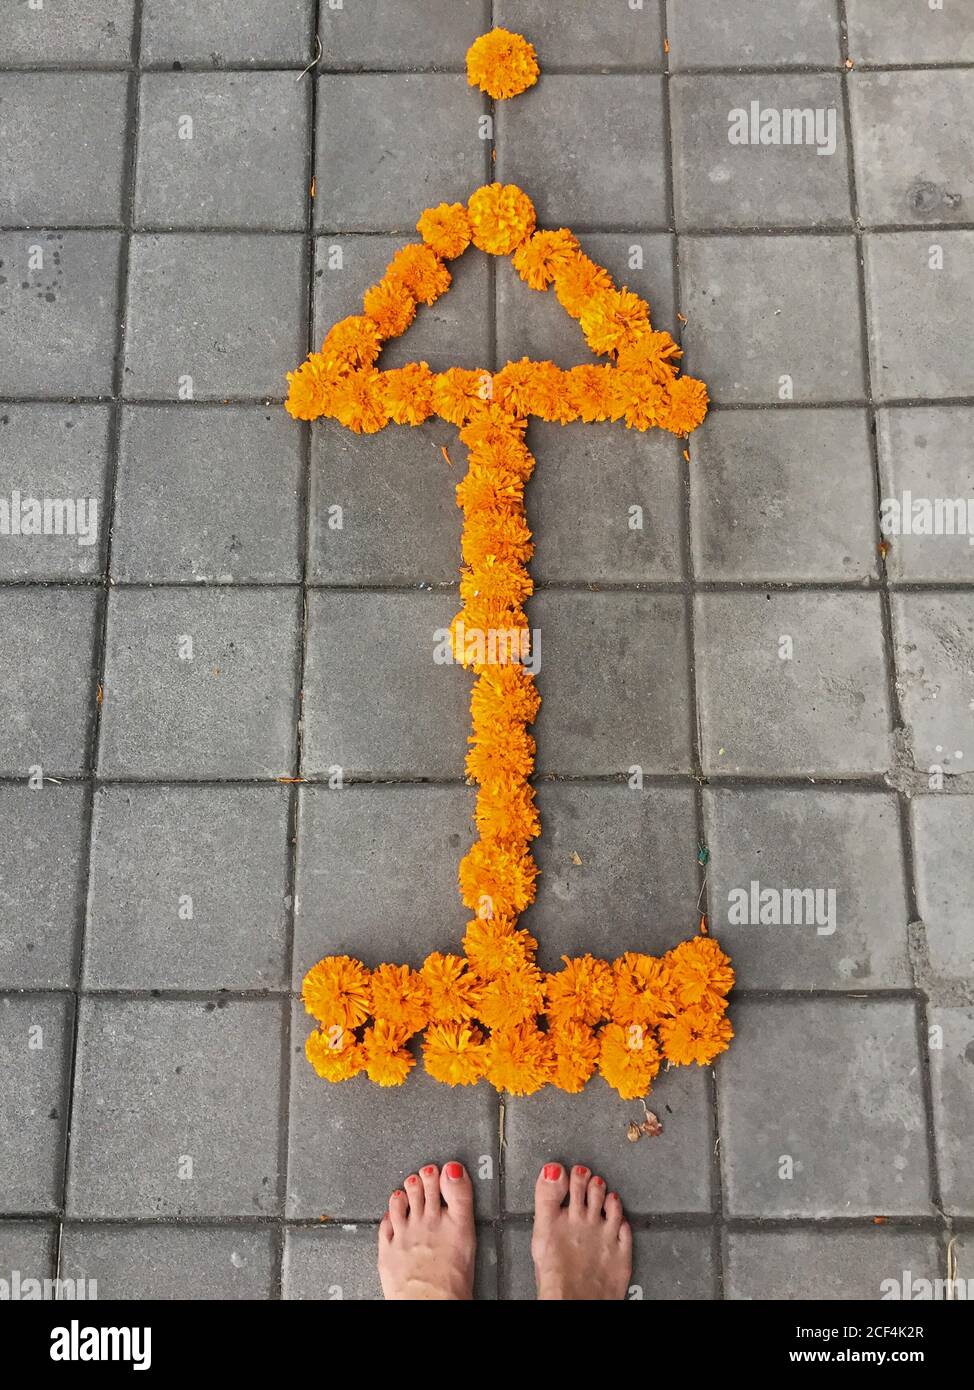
[531,1162,632,1300]
[377,1161,476,1300]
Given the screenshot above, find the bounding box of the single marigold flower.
[546,955,615,1027]
[421,953,483,1023]
[468,183,536,256]
[362,278,416,339]
[362,1020,415,1087]
[466,724,536,785]
[470,664,541,728]
[598,1021,662,1100]
[305,1025,365,1082]
[658,374,709,436]
[616,330,682,382]
[369,963,430,1034]
[462,916,538,980]
[328,368,390,435]
[460,554,534,607]
[466,28,539,101]
[378,363,436,426]
[475,777,540,844]
[417,202,472,259]
[433,368,492,425]
[461,507,534,566]
[659,1004,733,1067]
[485,1023,553,1095]
[449,605,528,670]
[550,1021,600,1094]
[320,314,382,374]
[564,364,614,423]
[666,936,735,1011]
[285,354,334,421]
[302,954,371,1028]
[553,255,614,318]
[579,288,652,357]
[477,960,545,1030]
[610,952,676,1027]
[385,242,452,305]
[423,1021,489,1086]
[512,229,580,290]
[620,375,666,432]
[458,837,539,918]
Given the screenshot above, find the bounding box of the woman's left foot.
[378,1160,476,1300]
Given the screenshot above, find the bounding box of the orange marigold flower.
[475,776,540,843]
[461,506,534,566]
[477,961,545,1030]
[466,28,539,101]
[362,1020,415,1087]
[553,254,614,318]
[658,374,709,436]
[302,954,371,1028]
[368,963,430,1034]
[433,368,492,426]
[579,288,652,357]
[449,606,528,670]
[362,278,416,339]
[460,555,534,607]
[305,1025,365,1082]
[550,1021,600,1094]
[611,952,676,1027]
[659,1004,733,1067]
[512,228,581,290]
[458,837,538,918]
[385,242,452,305]
[620,374,666,432]
[545,955,615,1027]
[521,360,575,423]
[377,363,436,426]
[667,936,735,1010]
[468,183,536,256]
[616,330,682,382]
[320,314,382,374]
[485,1023,553,1095]
[455,461,525,513]
[565,364,615,423]
[285,354,334,421]
[421,952,483,1023]
[470,664,541,728]
[462,916,538,980]
[328,368,390,435]
[466,724,536,785]
[598,1021,662,1100]
[417,202,472,260]
[423,1021,489,1086]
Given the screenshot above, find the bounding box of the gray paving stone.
[845,0,974,64]
[0,1222,56,1290]
[694,592,893,776]
[1,0,135,66]
[891,592,974,774]
[283,1223,498,1300]
[503,1065,714,1216]
[113,405,303,583]
[702,788,911,989]
[293,784,473,981]
[320,0,489,69]
[718,999,932,1217]
[60,1224,277,1299]
[525,783,700,972]
[302,590,470,778]
[0,993,72,1213]
[951,1232,974,1290]
[309,418,463,585]
[0,74,129,227]
[67,998,285,1218]
[0,404,110,581]
[877,407,974,583]
[0,586,99,777]
[122,233,306,400]
[501,1224,716,1301]
[141,0,315,66]
[689,407,877,582]
[98,587,301,778]
[0,231,121,398]
[525,420,684,583]
[0,785,87,990]
[928,1006,974,1216]
[85,784,292,991]
[134,73,311,231]
[287,1012,499,1218]
[531,592,693,776]
[680,236,865,404]
[671,76,850,230]
[865,232,974,401]
[667,0,841,70]
[910,797,974,986]
[725,1229,943,1301]
[496,0,663,68]
[313,234,490,373]
[314,75,486,234]
[496,76,667,230]
[496,233,675,371]
[850,72,974,228]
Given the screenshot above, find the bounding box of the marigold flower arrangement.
[286,177,731,1098]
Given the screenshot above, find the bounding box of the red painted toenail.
[446,1162,464,1180]
[406,1174,419,1184]
[593,1175,604,1185]
[543,1163,561,1181]
[422,1165,436,1176]
[574,1165,588,1176]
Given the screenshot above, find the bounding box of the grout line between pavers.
[836,0,949,1250]
[6,221,974,236]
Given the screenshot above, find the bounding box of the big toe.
[439,1161,475,1224]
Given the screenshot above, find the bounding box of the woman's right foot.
[530,1161,632,1300]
